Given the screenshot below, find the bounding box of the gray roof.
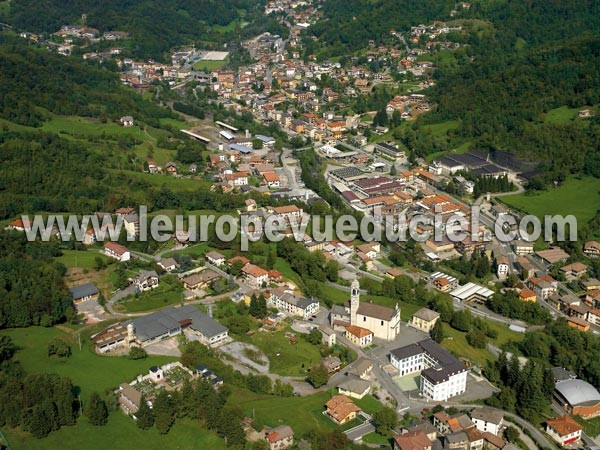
[551,367,577,382]
[555,379,600,406]
[337,377,371,395]
[347,357,373,377]
[471,407,504,425]
[331,304,347,316]
[391,339,467,385]
[413,307,440,322]
[280,292,318,310]
[445,431,468,444]
[128,305,227,342]
[69,282,99,300]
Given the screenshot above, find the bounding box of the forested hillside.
[8,0,267,59]
[306,0,455,56]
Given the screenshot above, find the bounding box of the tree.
[249,294,267,319]
[306,328,322,346]
[504,425,520,443]
[84,392,108,426]
[153,390,175,433]
[307,365,329,388]
[0,335,16,363]
[136,395,154,430]
[466,329,487,348]
[252,138,264,149]
[325,259,339,282]
[450,310,472,332]
[128,347,147,360]
[94,256,106,270]
[430,320,444,343]
[373,407,398,434]
[47,338,71,358]
[266,249,276,270]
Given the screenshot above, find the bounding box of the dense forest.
[0,232,74,329]
[0,34,174,127]
[8,0,273,60]
[305,0,455,57]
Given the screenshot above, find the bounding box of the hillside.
[7,0,271,59]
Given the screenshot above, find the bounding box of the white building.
[471,408,504,436]
[104,242,131,262]
[390,339,467,401]
[269,290,320,319]
[545,416,582,447]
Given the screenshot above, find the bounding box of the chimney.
[245,129,251,139]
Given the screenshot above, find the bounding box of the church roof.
[357,302,397,321]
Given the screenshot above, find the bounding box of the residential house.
[518,289,537,303]
[568,316,590,332]
[496,256,509,280]
[205,251,226,267]
[545,416,582,447]
[319,325,337,347]
[133,270,159,292]
[165,162,178,176]
[263,171,281,188]
[242,264,269,288]
[347,358,373,380]
[581,278,600,291]
[265,425,294,450]
[269,290,320,319]
[228,255,250,268]
[182,270,220,290]
[560,262,588,279]
[104,242,131,261]
[345,325,373,348]
[120,116,134,127]
[158,257,179,272]
[321,355,342,374]
[324,395,361,425]
[393,431,432,450]
[528,275,558,300]
[225,171,249,187]
[513,240,534,256]
[410,308,440,333]
[337,377,371,399]
[583,241,600,258]
[69,282,99,304]
[471,408,504,436]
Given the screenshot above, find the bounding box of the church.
[330,279,401,341]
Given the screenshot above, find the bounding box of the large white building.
[330,279,401,341]
[390,339,468,401]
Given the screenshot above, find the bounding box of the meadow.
[501,176,600,225]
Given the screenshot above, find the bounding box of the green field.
[501,176,600,225]
[116,282,184,313]
[231,389,337,435]
[56,249,109,269]
[192,59,228,71]
[0,327,175,398]
[543,106,581,124]
[442,321,525,366]
[239,328,323,377]
[4,410,226,450]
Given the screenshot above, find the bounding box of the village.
[4,1,600,449]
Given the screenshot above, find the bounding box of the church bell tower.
[350,278,360,325]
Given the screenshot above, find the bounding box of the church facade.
[330,279,401,341]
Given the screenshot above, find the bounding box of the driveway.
[144,338,182,357]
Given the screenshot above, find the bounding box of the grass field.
[4,411,226,450]
[116,282,184,313]
[56,249,109,269]
[239,328,323,376]
[192,59,228,71]
[0,327,175,398]
[442,320,525,366]
[543,106,581,124]
[500,176,600,225]
[231,388,338,435]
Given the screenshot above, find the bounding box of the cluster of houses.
[118,362,223,418]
